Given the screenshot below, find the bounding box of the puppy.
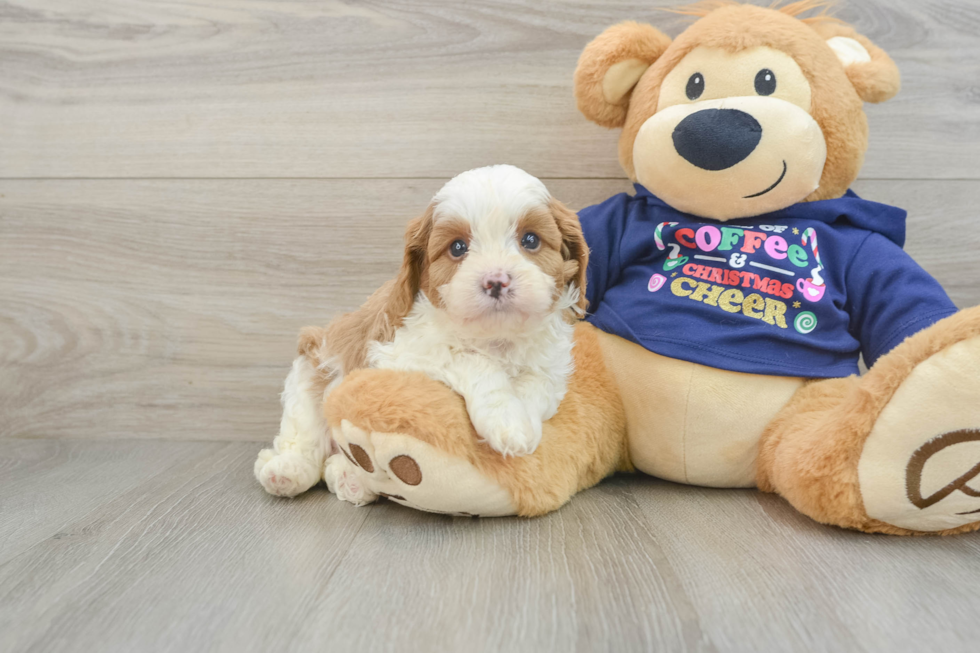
[254,165,588,501]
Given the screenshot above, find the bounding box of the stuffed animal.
[308,1,980,534]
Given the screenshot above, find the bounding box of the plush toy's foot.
[759,307,980,535]
[254,448,322,498]
[329,420,517,516]
[323,324,629,517]
[857,335,980,532]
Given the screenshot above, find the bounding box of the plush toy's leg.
[324,323,630,517]
[758,306,980,535]
[254,355,330,497]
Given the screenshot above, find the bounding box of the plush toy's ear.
[574,21,672,128]
[812,23,900,103]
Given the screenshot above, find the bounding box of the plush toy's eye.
[686,73,704,100]
[521,232,541,251]
[755,68,777,96]
[449,239,468,258]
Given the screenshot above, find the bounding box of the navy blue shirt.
[580,185,956,378]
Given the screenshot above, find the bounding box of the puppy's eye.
[449,239,468,258]
[686,73,704,100]
[755,68,776,96]
[521,232,541,251]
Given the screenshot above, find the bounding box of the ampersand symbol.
[729,253,747,268]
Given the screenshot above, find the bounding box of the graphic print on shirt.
[647,222,827,335]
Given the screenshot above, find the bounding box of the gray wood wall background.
[3,0,979,442]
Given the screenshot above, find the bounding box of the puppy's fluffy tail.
[297,326,340,382]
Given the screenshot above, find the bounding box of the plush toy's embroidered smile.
[745,160,788,198]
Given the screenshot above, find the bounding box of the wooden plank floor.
[1,439,978,653]
[3,1,980,651]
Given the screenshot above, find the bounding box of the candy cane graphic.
[801,228,825,286]
[654,222,679,250]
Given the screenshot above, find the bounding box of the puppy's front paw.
[471,399,542,457]
[254,449,321,497]
[323,453,378,506]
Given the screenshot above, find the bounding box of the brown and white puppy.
[254,165,588,501]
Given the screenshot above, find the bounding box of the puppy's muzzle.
[482,272,511,299]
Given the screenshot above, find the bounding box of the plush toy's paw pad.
[332,419,517,517]
[859,336,980,531]
[254,449,321,498]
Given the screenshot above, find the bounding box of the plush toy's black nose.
[672,109,762,171]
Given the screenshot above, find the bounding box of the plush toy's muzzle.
[634,95,827,220]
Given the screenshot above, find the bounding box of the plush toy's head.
[574,1,900,220]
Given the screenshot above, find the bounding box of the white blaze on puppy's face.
[428,165,561,337]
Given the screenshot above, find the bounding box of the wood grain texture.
[2,178,978,441]
[0,439,977,653]
[1,0,979,179]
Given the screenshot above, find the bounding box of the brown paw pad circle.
[346,444,374,473]
[389,455,422,486]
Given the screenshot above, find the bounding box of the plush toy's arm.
[324,323,630,517]
[845,233,958,367]
[579,193,632,310]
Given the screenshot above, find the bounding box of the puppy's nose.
[482,272,511,299]
[672,108,762,171]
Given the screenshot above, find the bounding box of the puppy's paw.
[471,399,542,457]
[254,449,321,498]
[323,453,378,506]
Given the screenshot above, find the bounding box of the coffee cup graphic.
[797,277,826,302]
[663,256,688,272]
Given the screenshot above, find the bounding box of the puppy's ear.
[811,22,900,103]
[323,204,435,375]
[574,21,672,128]
[382,204,434,331]
[550,198,589,314]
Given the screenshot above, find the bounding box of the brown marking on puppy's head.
[574,1,901,220]
[423,215,472,310]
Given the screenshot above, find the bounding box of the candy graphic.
[800,228,825,286]
[794,311,818,334]
[648,273,667,292]
[654,222,679,250]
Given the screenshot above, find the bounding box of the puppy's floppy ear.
[549,198,589,314]
[811,22,900,103]
[574,21,672,128]
[383,204,434,330]
[322,204,435,375]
